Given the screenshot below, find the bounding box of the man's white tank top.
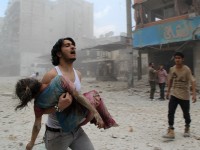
[46,66,81,128]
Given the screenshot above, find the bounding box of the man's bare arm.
[166,79,172,99]
[41,69,56,84]
[191,80,196,103]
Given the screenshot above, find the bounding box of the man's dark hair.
[174,52,184,58]
[51,37,76,66]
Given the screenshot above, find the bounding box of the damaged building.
[75,36,139,81]
[132,0,200,87]
[75,35,149,82]
[0,0,94,76]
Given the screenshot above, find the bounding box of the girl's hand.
[26,142,34,150]
[93,112,104,128]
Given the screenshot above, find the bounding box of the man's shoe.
[162,128,175,139]
[183,127,190,137]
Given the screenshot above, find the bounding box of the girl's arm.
[61,76,104,128]
[73,90,104,128]
[26,116,42,150]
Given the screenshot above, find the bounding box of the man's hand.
[166,91,170,100]
[192,94,197,103]
[58,92,72,111]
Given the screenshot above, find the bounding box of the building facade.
[0,0,93,76]
[132,0,200,87]
[75,36,148,81]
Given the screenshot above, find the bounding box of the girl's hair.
[51,37,76,66]
[15,78,42,111]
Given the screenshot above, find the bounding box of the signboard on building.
[133,16,200,48]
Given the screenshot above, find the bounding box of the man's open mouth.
[70,51,76,54]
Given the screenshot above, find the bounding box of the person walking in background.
[157,64,168,100]
[30,72,39,79]
[163,52,196,139]
[148,62,157,100]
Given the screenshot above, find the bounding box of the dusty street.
[0,77,200,150]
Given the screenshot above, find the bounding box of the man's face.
[174,55,184,65]
[60,39,76,63]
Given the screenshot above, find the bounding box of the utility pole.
[126,0,134,88]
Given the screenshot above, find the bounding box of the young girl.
[15,75,118,149]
